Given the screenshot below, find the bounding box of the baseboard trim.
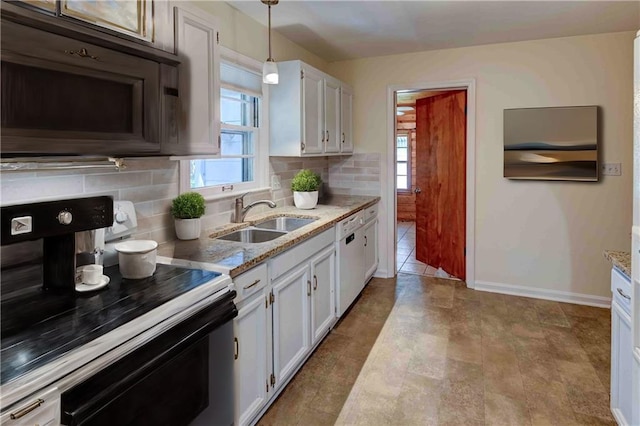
[474,280,611,308]
[373,269,389,279]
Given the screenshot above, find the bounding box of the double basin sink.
[216,216,317,243]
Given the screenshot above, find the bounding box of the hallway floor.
[397,221,458,279]
[258,274,613,426]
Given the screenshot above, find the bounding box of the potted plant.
[171,192,206,240]
[291,169,322,209]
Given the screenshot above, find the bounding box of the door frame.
[386,79,476,288]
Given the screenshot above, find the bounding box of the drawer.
[270,228,335,281]
[611,267,632,315]
[363,203,378,223]
[1,387,60,426]
[234,263,268,302]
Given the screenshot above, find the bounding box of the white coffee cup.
[82,264,103,285]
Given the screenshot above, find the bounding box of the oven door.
[61,290,237,426]
[1,20,162,156]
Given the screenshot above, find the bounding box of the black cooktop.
[0,264,223,385]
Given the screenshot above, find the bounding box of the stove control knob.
[57,210,73,225]
[114,210,128,224]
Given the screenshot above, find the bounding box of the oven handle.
[61,290,237,425]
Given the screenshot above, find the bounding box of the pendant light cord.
[268,4,273,61]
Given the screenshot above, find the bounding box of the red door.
[414,91,466,280]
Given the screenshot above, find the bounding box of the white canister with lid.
[114,240,158,279]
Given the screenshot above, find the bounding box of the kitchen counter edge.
[158,196,381,278]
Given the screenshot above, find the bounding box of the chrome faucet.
[234,193,276,223]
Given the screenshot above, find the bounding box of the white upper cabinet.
[172,7,220,156]
[340,84,354,153]
[301,67,324,155]
[269,60,353,157]
[324,78,342,153]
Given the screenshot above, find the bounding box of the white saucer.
[75,275,110,292]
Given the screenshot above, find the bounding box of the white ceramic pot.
[175,218,201,240]
[293,191,319,209]
[114,240,158,279]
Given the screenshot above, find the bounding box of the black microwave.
[0,7,179,157]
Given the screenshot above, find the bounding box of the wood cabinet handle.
[313,275,318,290]
[243,279,260,290]
[234,337,239,360]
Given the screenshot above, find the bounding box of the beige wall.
[329,31,635,299]
[191,1,330,72]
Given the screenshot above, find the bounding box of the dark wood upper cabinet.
[0,1,180,157]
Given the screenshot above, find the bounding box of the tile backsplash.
[0,154,380,243]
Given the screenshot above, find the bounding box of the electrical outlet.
[602,163,622,176]
[271,175,282,190]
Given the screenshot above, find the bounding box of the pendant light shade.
[263,58,279,84]
[261,0,279,85]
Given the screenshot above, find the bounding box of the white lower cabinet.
[610,268,634,426]
[233,266,270,426]
[363,218,378,282]
[310,246,336,345]
[233,228,336,425]
[272,263,311,391]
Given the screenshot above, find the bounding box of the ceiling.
[227,1,640,62]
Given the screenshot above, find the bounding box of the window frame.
[396,131,411,192]
[179,47,270,199]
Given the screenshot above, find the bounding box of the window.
[396,132,410,190]
[185,50,267,197]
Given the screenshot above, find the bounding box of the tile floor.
[258,274,613,426]
[397,221,455,279]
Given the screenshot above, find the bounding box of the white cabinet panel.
[364,218,378,282]
[611,299,634,426]
[324,78,341,153]
[234,288,270,426]
[272,264,311,390]
[310,246,336,345]
[174,7,220,155]
[302,68,324,155]
[340,84,354,153]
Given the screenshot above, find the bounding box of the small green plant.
[291,169,322,192]
[171,192,206,219]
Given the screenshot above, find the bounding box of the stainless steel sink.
[254,217,317,232]
[217,228,287,243]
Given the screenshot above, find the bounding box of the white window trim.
[179,46,270,200]
[396,131,411,192]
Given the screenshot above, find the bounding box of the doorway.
[386,80,476,287]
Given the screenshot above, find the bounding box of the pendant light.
[261,0,279,84]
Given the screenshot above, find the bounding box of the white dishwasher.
[336,210,365,317]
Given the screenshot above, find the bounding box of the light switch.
[11,216,32,235]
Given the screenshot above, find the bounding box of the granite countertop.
[158,195,380,278]
[604,250,631,278]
